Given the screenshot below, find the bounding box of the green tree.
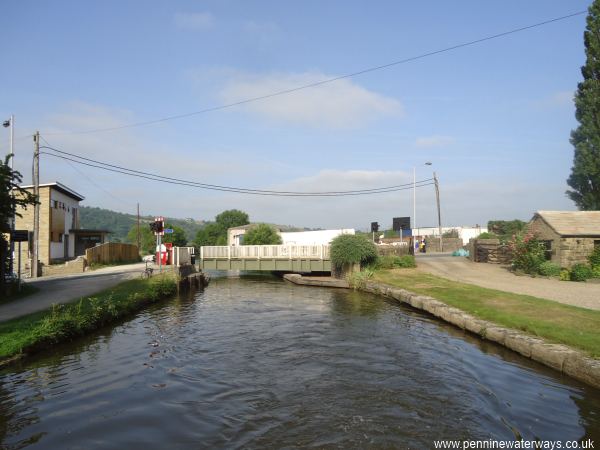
[242,224,282,245]
[193,209,250,247]
[215,209,249,230]
[1,156,38,294]
[126,224,155,255]
[487,220,526,241]
[194,222,223,247]
[567,1,600,210]
[163,223,187,247]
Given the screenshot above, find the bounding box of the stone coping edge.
[283,274,350,288]
[362,281,600,390]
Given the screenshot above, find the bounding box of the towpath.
[0,262,160,322]
[415,254,600,311]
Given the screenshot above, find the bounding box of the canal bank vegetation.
[373,269,600,358]
[330,234,378,268]
[0,273,177,364]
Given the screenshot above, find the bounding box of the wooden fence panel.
[85,243,140,264]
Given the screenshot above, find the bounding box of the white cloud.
[415,135,455,148]
[173,12,215,31]
[535,90,574,109]
[219,71,402,128]
[20,103,575,230]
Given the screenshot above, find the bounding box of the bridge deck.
[200,245,332,273]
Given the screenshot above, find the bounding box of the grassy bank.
[373,269,600,358]
[0,273,177,362]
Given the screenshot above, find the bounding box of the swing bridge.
[199,245,332,273]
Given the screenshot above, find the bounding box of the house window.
[542,240,553,261]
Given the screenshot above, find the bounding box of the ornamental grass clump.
[330,234,378,269]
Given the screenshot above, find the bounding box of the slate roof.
[534,211,600,237]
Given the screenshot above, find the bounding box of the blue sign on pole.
[164,228,174,234]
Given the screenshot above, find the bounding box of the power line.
[39,135,135,207]
[39,10,585,136]
[39,151,435,197]
[40,144,433,195]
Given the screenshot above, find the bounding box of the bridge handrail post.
[227,246,230,260]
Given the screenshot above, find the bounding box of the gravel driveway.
[415,254,600,311]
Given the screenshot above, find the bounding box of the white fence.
[201,245,330,260]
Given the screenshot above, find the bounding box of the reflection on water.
[1,272,599,449]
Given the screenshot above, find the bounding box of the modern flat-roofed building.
[14,182,109,267]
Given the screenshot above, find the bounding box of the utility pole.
[434,171,442,253]
[32,131,40,278]
[413,166,416,233]
[136,203,140,252]
[5,115,15,276]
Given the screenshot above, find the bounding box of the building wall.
[529,217,561,265]
[49,189,80,260]
[280,229,355,245]
[529,216,599,268]
[559,238,598,268]
[14,186,82,268]
[14,186,52,267]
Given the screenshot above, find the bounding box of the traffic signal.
[371,221,379,232]
[149,219,164,234]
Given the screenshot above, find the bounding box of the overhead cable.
[39,150,434,197]
[40,10,585,136]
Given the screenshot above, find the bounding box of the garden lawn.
[0,273,176,361]
[373,269,600,358]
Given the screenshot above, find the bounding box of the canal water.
[1,273,599,449]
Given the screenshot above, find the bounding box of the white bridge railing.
[200,245,330,260]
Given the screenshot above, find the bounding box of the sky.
[0,1,593,230]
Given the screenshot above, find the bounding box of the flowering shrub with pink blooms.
[509,228,546,275]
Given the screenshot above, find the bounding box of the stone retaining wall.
[361,281,600,389]
[41,257,86,277]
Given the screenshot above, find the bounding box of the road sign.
[11,230,30,242]
[393,217,411,231]
[164,228,174,234]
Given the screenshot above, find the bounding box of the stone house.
[529,211,600,268]
[14,182,109,268]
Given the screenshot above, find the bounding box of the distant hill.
[80,206,206,243]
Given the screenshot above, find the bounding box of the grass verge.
[0,273,177,362]
[373,269,600,358]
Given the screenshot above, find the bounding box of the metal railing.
[200,245,330,260]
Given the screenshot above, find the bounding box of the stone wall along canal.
[1,273,599,448]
